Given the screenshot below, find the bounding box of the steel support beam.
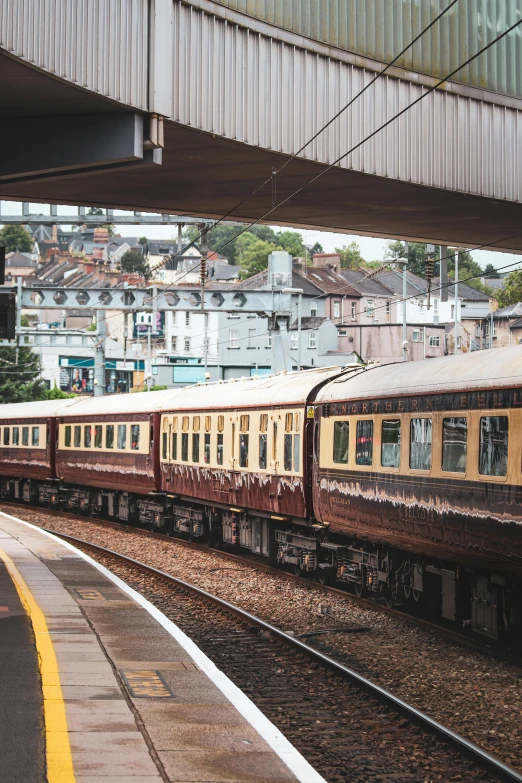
[0,114,162,184]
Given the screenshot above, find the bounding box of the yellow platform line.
[0,547,76,783]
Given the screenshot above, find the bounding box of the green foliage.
[483,263,500,279]
[138,384,168,392]
[0,225,33,254]
[385,240,427,274]
[335,240,366,269]
[307,241,324,257]
[276,230,305,257]
[496,269,522,308]
[0,346,47,404]
[45,384,77,399]
[138,236,148,246]
[119,248,151,279]
[237,235,280,280]
[86,323,97,331]
[86,207,115,236]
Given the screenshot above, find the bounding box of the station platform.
[0,512,323,783]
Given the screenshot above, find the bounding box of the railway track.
[44,527,522,783]
[3,500,519,666]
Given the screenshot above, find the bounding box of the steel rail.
[44,527,522,783]
[0,500,515,662]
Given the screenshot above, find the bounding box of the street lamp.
[281,287,303,370]
[391,258,408,362]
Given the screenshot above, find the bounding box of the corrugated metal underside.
[172,2,522,203]
[211,0,522,99]
[0,0,148,110]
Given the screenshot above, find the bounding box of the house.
[483,302,522,348]
[4,251,38,280]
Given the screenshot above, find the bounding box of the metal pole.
[297,293,302,370]
[199,224,209,379]
[402,245,408,362]
[94,311,105,396]
[147,326,152,390]
[490,311,494,350]
[177,224,183,254]
[15,276,22,365]
[454,251,459,355]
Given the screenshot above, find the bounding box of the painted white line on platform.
[0,512,327,783]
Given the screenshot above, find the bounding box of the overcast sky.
[3,201,520,274]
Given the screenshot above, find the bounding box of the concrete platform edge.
[1,511,326,783]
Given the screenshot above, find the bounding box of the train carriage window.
[94,425,103,448]
[284,433,292,471]
[272,421,278,464]
[65,425,71,448]
[74,426,81,448]
[117,424,127,450]
[162,431,168,460]
[217,434,224,465]
[181,432,189,461]
[260,414,268,432]
[217,415,224,433]
[285,412,293,432]
[293,434,301,472]
[239,415,249,468]
[193,416,200,433]
[32,426,40,447]
[205,415,211,433]
[259,433,267,469]
[333,421,349,464]
[172,431,178,461]
[3,427,9,446]
[12,427,19,446]
[479,416,508,477]
[84,425,91,448]
[22,426,29,446]
[204,433,211,464]
[106,425,114,449]
[192,432,200,463]
[381,419,401,468]
[356,420,373,466]
[410,418,432,471]
[130,424,140,450]
[442,417,467,473]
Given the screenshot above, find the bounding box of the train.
[1,346,522,640]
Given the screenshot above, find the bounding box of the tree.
[237,235,281,279]
[0,345,47,404]
[86,207,115,236]
[496,269,522,308]
[336,240,366,269]
[483,263,500,279]
[119,248,151,279]
[0,225,33,254]
[307,241,324,257]
[184,224,302,267]
[385,240,427,274]
[275,230,305,257]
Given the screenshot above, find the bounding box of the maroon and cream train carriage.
[155,367,343,548]
[0,399,79,502]
[313,346,522,637]
[54,389,179,517]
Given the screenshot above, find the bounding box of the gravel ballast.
[5,505,522,774]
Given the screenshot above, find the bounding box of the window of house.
[366,300,374,317]
[381,419,400,468]
[291,333,298,350]
[386,301,391,322]
[65,425,71,448]
[333,421,349,464]
[84,425,91,448]
[266,334,272,348]
[12,427,19,446]
[410,418,432,470]
[130,424,140,450]
[117,424,127,450]
[185,312,190,326]
[22,426,29,446]
[442,417,467,472]
[184,338,190,352]
[351,302,356,321]
[333,301,340,318]
[228,312,240,319]
[229,329,239,348]
[32,426,40,447]
[74,426,81,448]
[95,425,103,448]
[356,420,373,466]
[192,432,200,462]
[106,425,114,449]
[479,416,508,477]
[428,335,440,347]
[248,328,256,348]
[308,331,317,349]
[451,304,455,320]
[433,299,439,315]
[171,336,177,351]
[311,302,318,317]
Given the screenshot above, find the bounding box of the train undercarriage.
[2,475,520,641]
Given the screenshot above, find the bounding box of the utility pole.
[454,250,459,355]
[94,311,105,396]
[199,223,209,379]
[146,324,152,390]
[15,276,22,365]
[440,245,448,302]
[401,242,409,362]
[297,291,302,371]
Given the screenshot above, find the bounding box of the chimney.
[312,253,341,273]
[52,223,58,242]
[293,257,306,273]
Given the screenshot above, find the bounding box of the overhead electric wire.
[10,12,522,358]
